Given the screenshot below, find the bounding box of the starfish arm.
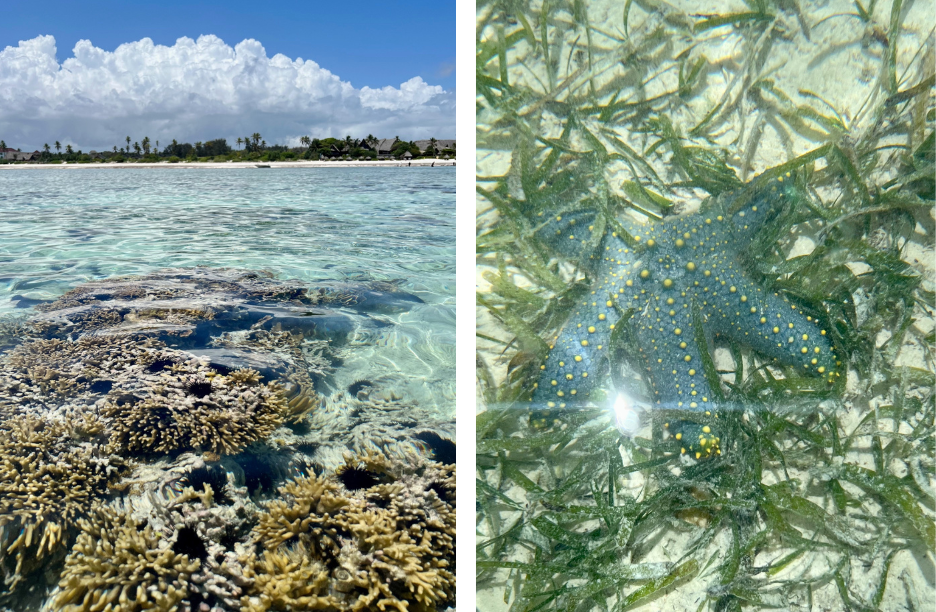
[704,275,838,382]
[533,209,602,262]
[531,293,620,409]
[631,294,722,458]
[724,172,799,244]
[632,296,714,411]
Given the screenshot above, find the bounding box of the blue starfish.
[531,172,840,458]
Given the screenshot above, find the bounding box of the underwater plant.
[477,0,934,610]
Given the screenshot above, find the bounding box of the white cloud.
[0,35,454,151]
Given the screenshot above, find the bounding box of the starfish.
[531,171,841,458]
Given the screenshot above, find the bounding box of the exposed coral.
[103,365,287,456]
[241,451,455,612]
[0,334,291,458]
[0,335,162,418]
[26,268,403,346]
[0,415,128,595]
[0,315,27,353]
[54,506,200,612]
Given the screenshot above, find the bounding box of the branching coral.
[0,415,127,595]
[211,328,328,423]
[0,335,162,416]
[241,451,455,612]
[54,506,200,612]
[242,541,335,611]
[103,366,287,456]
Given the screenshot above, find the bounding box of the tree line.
[2,133,453,163]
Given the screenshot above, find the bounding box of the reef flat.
[0,268,455,611]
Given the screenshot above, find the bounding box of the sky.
[0,1,455,152]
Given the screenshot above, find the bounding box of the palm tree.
[299,136,310,148]
[65,144,73,155]
[134,142,141,156]
[43,143,50,154]
[155,140,159,153]
[0,140,5,151]
[55,141,61,155]
[113,146,118,154]
[126,136,131,150]
[195,142,203,157]
[236,137,243,150]
[142,136,150,155]
[260,140,266,150]
[251,133,261,149]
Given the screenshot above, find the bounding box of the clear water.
[476,1,934,611]
[0,167,455,414]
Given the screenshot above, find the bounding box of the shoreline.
[0,158,454,170]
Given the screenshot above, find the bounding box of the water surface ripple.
[0,167,455,413]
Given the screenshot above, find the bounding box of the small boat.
[255,164,271,168]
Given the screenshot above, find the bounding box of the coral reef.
[241,451,455,612]
[26,268,405,347]
[54,453,260,612]
[0,415,128,596]
[54,505,200,612]
[210,328,327,424]
[102,362,287,456]
[0,335,162,419]
[0,269,451,611]
[0,334,289,457]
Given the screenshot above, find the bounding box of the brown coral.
[0,415,127,593]
[54,506,200,612]
[103,368,287,456]
[242,451,455,612]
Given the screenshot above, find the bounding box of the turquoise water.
[0,167,455,412]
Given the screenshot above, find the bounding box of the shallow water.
[476,1,934,610]
[0,167,455,413]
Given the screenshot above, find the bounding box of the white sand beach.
[0,158,454,170]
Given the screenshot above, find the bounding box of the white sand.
[0,158,454,170]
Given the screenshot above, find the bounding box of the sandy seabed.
[0,158,455,170]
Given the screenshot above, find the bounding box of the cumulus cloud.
[0,35,454,151]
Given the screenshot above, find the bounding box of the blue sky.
[0,0,454,90]
[0,1,454,150]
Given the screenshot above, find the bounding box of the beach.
[0,158,454,170]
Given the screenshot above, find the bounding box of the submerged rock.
[28,267,416,348]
